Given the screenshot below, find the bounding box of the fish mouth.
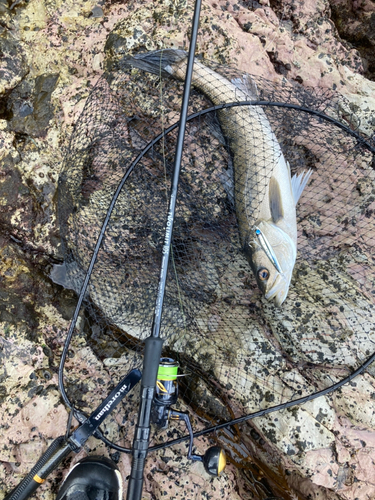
[264,273,290,306]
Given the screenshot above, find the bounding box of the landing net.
[55,56,375,453]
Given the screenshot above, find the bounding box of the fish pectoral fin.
[291,169,313,205]
[269,176,284,223]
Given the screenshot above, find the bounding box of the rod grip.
[142,337,164,386]
[4,437,72,500]
[126,337,163,500]
[126,476,144,500]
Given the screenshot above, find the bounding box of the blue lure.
[254,226,283,274]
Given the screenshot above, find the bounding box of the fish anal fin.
[269,176,284,223]
[231,74,258,99]
[291,169,313,205]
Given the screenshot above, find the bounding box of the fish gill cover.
[54,51,375,452]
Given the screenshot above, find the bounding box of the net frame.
[57,89,375,454]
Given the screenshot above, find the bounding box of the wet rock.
[0,30,28,97]
[8,74,59,137]
[329,0,375,81]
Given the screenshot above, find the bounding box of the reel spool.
[151,358,226,477]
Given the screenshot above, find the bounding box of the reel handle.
[169,410,226,476]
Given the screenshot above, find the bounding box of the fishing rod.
[5,100,375,499]
[125,0,205,498]
[4,0,220,496]
[5,5,375,496]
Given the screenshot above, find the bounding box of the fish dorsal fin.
[286,160,291,177]
[291,169,313,205]
[231,74,258,100]
[269,176,284,223]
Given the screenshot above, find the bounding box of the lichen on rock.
[1,0,375,499]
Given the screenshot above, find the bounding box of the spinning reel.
[151,358,226,477]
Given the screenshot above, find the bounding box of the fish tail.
[50,260,86,295]
[122,49,187,78]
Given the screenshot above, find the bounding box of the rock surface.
[329,0,375,81]
[0,0,375,500]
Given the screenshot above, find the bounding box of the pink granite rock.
[329,0,375,80]
[1,0,375,499]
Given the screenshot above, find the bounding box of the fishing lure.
[254,226,283,274]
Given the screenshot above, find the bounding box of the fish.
[50,260,84,293]
[129,50,313,305]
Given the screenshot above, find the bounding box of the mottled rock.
[1,0,375,499]
[0,30,28,96]
[329,0,375,81]
[0,124,15,162]
[8,73,59,137]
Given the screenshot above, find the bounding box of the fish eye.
[258,268,270,281]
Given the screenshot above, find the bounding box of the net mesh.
[55,54,375,451]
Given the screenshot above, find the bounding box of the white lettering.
[93,384,128,421]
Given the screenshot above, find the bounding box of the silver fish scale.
[183,62,280,231]
[56,56,375,431]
